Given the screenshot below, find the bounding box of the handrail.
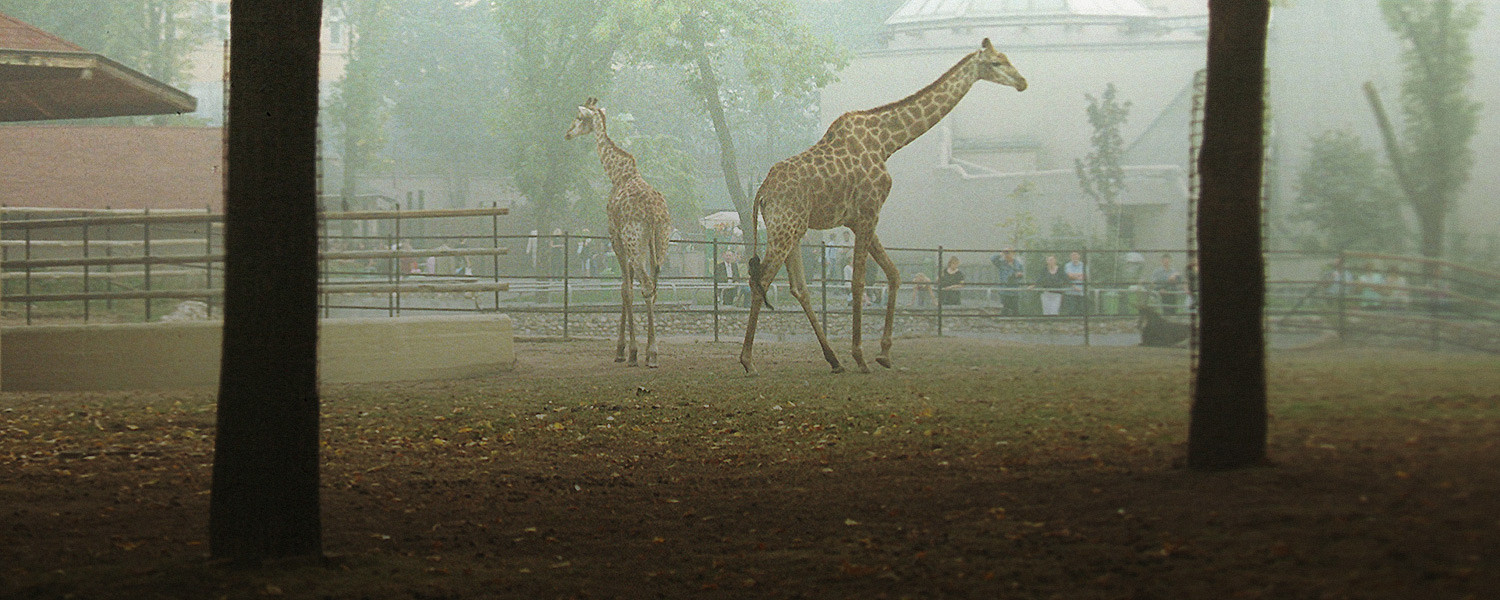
[0,207,511,230]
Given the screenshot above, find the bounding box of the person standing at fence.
[1385,263,1410,309]
[546,228,565,277]
[1357,261,1386,309]
[526,230,539,275]
[715,250,748,307]
[990,247,1025,316]
[1063,251,1088,316]
[910,272,937,307]
[1033,254,1068,316]
[1149,253,1184,315]
[938,256,965,306]
[576,229,595,277]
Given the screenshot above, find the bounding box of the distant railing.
[4,208,1498,352]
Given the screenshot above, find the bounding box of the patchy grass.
[3,338,1499,599]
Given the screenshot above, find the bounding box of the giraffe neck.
[592,114,637,186]
[861,52,980,159]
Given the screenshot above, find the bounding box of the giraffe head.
[564,97,604,140]
[973,38,1027,92]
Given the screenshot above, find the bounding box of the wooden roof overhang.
[0,48,197,122]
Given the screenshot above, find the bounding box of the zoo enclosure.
[3,208,1498,352]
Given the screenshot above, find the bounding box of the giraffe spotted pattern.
[741,39,1026,375]
[566,98,672,368]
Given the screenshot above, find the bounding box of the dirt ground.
[3,337,1499,599]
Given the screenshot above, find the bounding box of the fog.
[1,0,1496,351]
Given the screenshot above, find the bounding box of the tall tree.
[327,0,396,204]
[495,0,620,233]
[601,0,846,225]
[1289,129,1407,254]
[210,0,324,561]
[1377,0,1482,260]
[1075,83,1132,246]
[1188,0,1270,472]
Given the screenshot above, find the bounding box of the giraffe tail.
[643,223,661,301]
[747,188,774,310]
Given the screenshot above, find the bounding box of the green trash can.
[1101,291,1120,315]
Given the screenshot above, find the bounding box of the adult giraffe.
[566,98,671,367]
[742,39,1026,375]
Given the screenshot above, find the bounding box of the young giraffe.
[566,97,672,367]
[742,39,1026,375]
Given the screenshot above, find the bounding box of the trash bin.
[1101,291,1120,315]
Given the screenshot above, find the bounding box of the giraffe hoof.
[876,357,892,369]
[614,357,626,363]
[831,365,845,374]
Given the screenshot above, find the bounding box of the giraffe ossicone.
[566,97,672,368]
[741,39,1026,375]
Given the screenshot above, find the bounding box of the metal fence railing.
[4,208,1498,352]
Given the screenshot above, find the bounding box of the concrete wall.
[0,314,514,391]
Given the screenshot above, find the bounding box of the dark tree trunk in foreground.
[210,0,324,561]
[1188,0,1270,471]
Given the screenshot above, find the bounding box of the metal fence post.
[820,241,828,334]
[142,208,152,322]
[712,240,720,343]
[23,219,32,325]
[1335,250,1346,340]
[82,221,91,323]
[936,245,944,337]
[563,230,571,340]
[204,207,215,318]
[491,203,501,310]
[320,206,330,318]
[393,205,403,316]
[1082,247,1091,347]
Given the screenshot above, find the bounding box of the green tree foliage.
[1074,83,1131,246]
[0,0,214,123]
[326,0,397,200]
[327,0,509,207]
[611,127,705,231]
[1379,0,1483,259]
[1290,129,1407,253]
[495,0,621,233]
[599,0,847,222]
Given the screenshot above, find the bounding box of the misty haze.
[2,1,1498,598]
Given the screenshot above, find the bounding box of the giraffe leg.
[740,247,790,375]
[848,233,873,373]
[643,270,659,369]
[624,268,639,366]
[614,248,631,363]
[867,234,901,369]
[739,283,765,376]
[784,246,842,372]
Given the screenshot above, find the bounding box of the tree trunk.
[683,15,751,228]
[210,0,324,561]
[1188,0,1269,471]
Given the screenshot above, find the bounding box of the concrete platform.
[0,314,514,391]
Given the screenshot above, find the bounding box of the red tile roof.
[0,126,224,211]
[0,11,84,52]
